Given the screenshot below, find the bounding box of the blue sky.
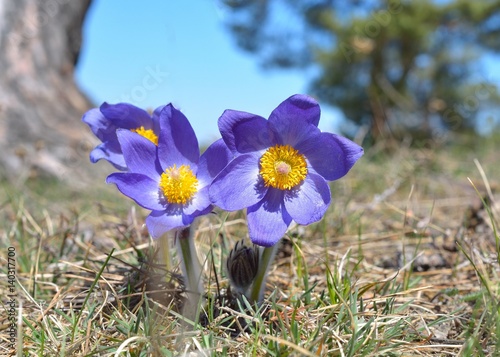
[75,0,340,145]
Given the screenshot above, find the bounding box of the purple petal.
[151,105,165,133]
[196,138,233,186]
[268,94,321,145]
[82,108,117,141]
[269,116,320,148]
[157,104,200,170]
[106,173,165,211]
[209,154,267,211]
[183,186,212,216]
[218,110,274,154]
[116,130,161,178]
[100,102,153,129]
[284,173,331,225]
[297,132,364,181]
[89,144,127,170]
[247,189,292,247]
[145,208,193,238]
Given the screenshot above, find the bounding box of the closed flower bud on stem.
[226,240,259,294]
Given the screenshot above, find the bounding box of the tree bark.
[0,0,95,183]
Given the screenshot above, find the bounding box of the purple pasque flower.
[106,104,232,238]
[82,102,163,170]
[209,94,363,247]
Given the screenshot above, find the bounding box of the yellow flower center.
[159,164,198,204]
[259,145,308,190]
[131,126,158,145]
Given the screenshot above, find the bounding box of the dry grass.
[1,133,499,356]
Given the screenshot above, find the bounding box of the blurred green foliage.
[222,0,500,144]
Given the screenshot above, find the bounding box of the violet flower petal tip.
[269,94,321,128]
[297,132,363,181]
[100,102,152,128]
[182,186,212,216]
[106,173,164,211]
[115,129,160,177]
[82,107,103,126]
[197,138,233,184]
[82,107,117,142]
[247,195,292,247]
[89,145,127,170]
[330,133,364,172]
[158,104,200,169]
[218,110,272,153]
[284,173,331,225]
[145,209,191,239]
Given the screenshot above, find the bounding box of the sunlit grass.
[1,132,500,355]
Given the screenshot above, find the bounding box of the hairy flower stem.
[158,233,172,272]
[248,243,279,304]
[175,226,204,324]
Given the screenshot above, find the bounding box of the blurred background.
[76,0,331,145]
[1,0,500,183]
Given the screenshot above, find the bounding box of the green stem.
[175,227,204,323]
[158,232,172,272]
[248,243,279,304]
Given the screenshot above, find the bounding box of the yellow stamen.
[259,145,308,190]
[159,164,198,204]
[131,126,158,145]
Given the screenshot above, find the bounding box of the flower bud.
[226,240,259,293]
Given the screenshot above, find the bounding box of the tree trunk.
[0,0,95,184]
